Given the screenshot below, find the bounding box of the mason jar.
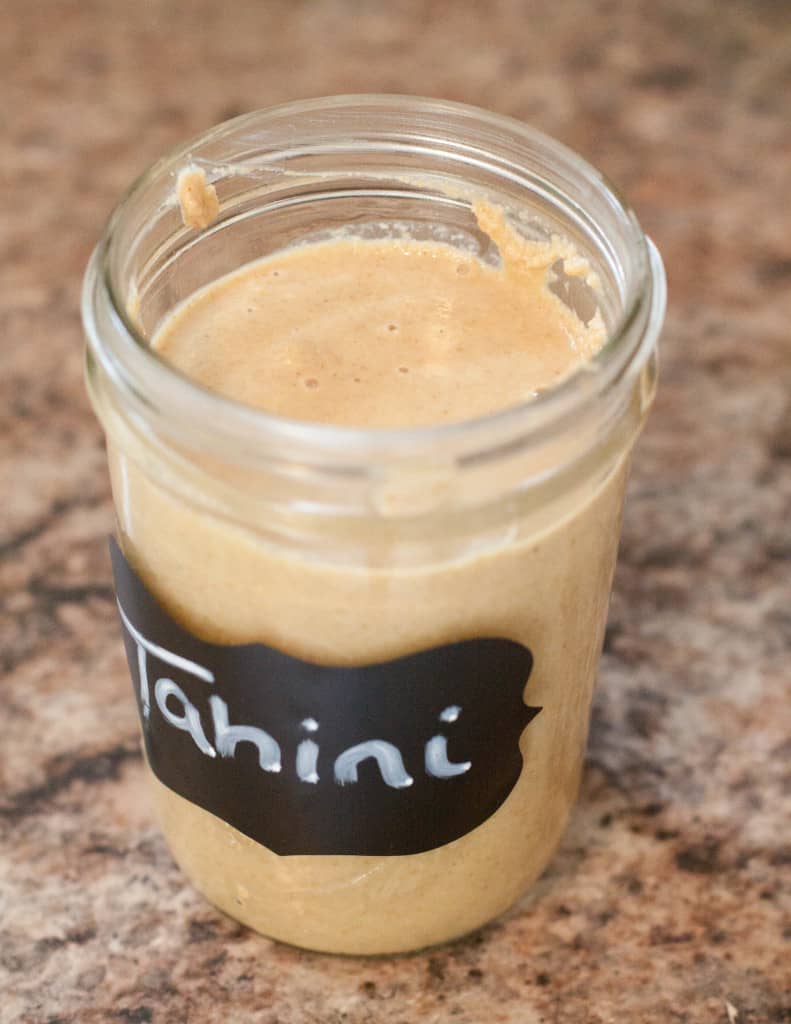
[82,95,665,955]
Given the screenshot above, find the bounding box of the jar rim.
[83,93,665,470]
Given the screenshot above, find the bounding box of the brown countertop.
[2,1,790,1021]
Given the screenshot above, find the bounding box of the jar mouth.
[83,93,665,471]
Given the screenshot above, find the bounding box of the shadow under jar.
[83,95,665,955]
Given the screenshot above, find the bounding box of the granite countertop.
[2,1,790,1021]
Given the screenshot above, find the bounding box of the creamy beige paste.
[108,199,628,954]
[157,200,604,427]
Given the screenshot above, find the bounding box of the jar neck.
[83,95,665,519]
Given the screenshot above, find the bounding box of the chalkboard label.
[110,538,541,856]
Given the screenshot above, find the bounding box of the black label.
[110,538,540,856]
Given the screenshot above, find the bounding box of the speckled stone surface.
[2,1,790,1021]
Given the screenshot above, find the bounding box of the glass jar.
[82,95,665,955]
